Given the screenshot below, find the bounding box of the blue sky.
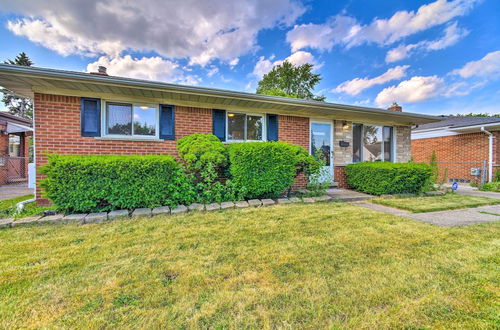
[0,0,499,115]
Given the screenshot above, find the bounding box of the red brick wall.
[411,132,495,183]
[278,115,309,189]
[334,166,349,188]
[34,93,212,204]
[34,94,319,204]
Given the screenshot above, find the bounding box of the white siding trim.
[411,129,460,140]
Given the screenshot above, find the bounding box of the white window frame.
[225,111,267,142]
[102,100,160,140]
[353,123,396,163]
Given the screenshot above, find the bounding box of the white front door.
[310,121,333,183]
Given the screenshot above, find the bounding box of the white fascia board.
[411,128,460,140]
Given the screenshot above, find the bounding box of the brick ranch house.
[412,116,500,184]
[0,64,439,205]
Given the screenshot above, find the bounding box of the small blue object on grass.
[452,182,458,191]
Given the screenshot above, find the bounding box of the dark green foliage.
[176,134,233,203]
[345,162,432,195]
[228,141,318,199]
[2,52,33,119]
[480,181,500,192]
[494,170,500,182]
[40,154,194,213]
[176,134,227,172]
[256,61,325,101]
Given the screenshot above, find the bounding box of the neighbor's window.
[106,102,157,137]
[9,135,20,157]
[227,112,264,141]
[352,124,393,162]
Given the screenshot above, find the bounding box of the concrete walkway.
[355,202,500,227]
[326,189,373,202]
[0,184,34,201]
[455,189,500,199]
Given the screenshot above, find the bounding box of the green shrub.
[345,162,432,195]
[480,181,500,192]
[40,154,194,213]
[228,141,314,199]
[493,171,500,182]
[176,134,233,203]
[176,134,227,172]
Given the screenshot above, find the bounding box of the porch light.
[139,105,149,110]
[342,121,349,130]
[228,113,235,117]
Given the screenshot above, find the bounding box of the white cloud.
[334,65,409,96]
[206,66,219,77]
[287,0,477,52]
[375,76,444,106]
[451,50,500,79]
[229,58,240,68]
[287,15,358,52]
[4,0,305,66]
[86,55,201,85]
[252,51,318,78]
[385,22,469,62]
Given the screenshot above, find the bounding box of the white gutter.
[481,126,494,182]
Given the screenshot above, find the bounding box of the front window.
[227,112,264,141]
[106,102,157,137]
[353,124,393,162]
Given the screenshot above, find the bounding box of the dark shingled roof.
[414,116,500,131]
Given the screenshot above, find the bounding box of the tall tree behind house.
[2,52,34,119]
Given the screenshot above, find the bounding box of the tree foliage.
[256,61,325,101]
[2,52,34,119]
[455,113,500,118]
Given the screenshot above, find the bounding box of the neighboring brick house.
[0,112,32,185]
[0,64,439,205]
[412,116,500,184]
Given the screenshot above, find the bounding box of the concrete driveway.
[0,184,34,201]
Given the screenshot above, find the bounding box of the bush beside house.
[40,134,323,213]
[345,162,432,195]
[41,154,194,213]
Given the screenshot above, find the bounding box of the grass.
[0,194,51,220]
[372,193,500,213]
[0,203,499,328]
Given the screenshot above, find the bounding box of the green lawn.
[372,193,500,213]
[0,194,52,220]
[0,203,498,328]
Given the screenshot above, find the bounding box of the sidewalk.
[455,189,500,199]
[355,202,500,227]
[0,184,34,201]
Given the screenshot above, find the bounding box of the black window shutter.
[267,114,278,141]
[81,98,101,137]
[159,104,175,140]
[212,109,226,141]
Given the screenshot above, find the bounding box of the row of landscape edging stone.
[0,195,334,229]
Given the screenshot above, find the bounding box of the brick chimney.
[90,66,108,76]
[388,102,402,112]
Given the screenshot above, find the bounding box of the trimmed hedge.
[228,142,299,199]
[40,154,194,213]
[345,162,432,195]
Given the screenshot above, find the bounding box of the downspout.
[481,127,494,182]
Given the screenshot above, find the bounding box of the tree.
[455,113,500,118]
[2,52,34,119]
[256,61,325,101]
